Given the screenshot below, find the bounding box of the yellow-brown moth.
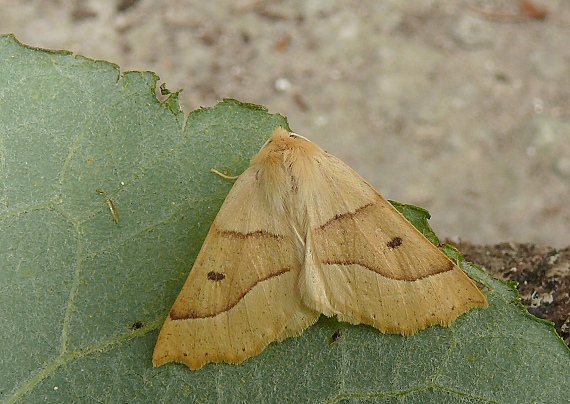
[153,127,487,370]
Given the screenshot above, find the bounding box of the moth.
[153,127,487,370]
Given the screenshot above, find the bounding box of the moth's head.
[250,127,322,212]
[252,127,321,167]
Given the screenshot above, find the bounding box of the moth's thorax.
[248,128,324,237]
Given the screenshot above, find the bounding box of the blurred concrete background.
[2,0,569,247]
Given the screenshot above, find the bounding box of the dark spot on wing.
[387,236,403,249]
[207,271,226,281]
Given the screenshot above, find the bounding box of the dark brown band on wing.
[216,228,284,240]
[169,267,291,320]
[322,259,455,281]
[317,202,376,230]
[314,200,456,281]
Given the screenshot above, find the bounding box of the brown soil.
[448,240,570,347]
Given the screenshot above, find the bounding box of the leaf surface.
[1,35,569,404]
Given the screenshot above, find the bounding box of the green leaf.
[1,34,569,403]
[390,201,439,245]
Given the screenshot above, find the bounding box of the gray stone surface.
[2,0,569,247]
